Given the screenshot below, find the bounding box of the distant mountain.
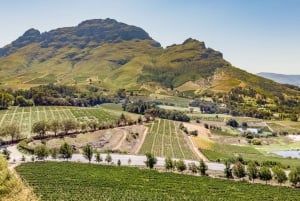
[0,18,299,100]
[257,72,300,87]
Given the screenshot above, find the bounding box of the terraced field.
[139,119,197,160]
[0,106,118,136]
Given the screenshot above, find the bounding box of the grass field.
[200,141,300,168]
[139,119,197,160]
[0,106,118,136]
[16,162,300,201]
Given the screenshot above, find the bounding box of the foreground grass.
[16,162,300,201]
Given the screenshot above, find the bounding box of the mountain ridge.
[257,72,300,87]
[0,18,299,101]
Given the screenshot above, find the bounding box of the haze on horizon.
[0,0,299,74]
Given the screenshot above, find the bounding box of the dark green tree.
[144,152,157,169]
[272,166,287,186]
[34,145,49,160]
[164,156,174,171]
[198,159,208,176]
[32,120,49,139]
[224,160,233,179]
[83,144,94,163]
[59,142,73,161]
[175,159,187,172]
[247,161,258,182]
[259,166,272,184]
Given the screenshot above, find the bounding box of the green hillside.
[0,18,299,101]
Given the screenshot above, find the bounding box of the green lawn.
[16,162,300,201]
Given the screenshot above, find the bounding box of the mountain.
[258,72,300,87]
[0,18,299,100]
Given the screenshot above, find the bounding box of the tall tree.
[247,161,258,183]
[61,119,77,135]
[224,160,233,179]
[59,142,73,161]
[272,166,287,186]
[95,152,102,163]
[175,159,187,172]
[164,156,174,171]
[288,166,300,187]
[144,152,157,169]
[50,120,61,136]
[0,92,13,110]
[259,166,272,184]
[32,120,49,139]
[198,159,208,176]
[233,161,246,179]
[0,123,21,143]
[105,152,112,164]
[34,145,49,160]
[83,144,93,163]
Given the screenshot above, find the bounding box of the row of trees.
[0,84,117,109]
[123,100,190,122]
[224,160,300,186]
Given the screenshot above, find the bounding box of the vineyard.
[139,119,197,160]
[0,106,118,136]
[16,162,300,201]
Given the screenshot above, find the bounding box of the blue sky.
[1,0,300,74]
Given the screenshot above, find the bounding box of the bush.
[252,138,262,145]
[17,139,35,154]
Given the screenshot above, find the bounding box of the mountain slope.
[258,72,300,87]
[0,18,299,100]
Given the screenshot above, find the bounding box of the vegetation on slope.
[16,162,300,201]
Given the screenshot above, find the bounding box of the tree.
[247,161,258,182]
[175,159,187,172]
[32,120,49,139]
[88,120,98,131]
[288,167,300,187]
[226,119,239,128]
[34,145,49,160]
[95,152,102,163]
[2,148,10,160]
[50,148,58,159]
[164,156,174,171]
[105,152,112,164]
[117,159,121,166]
[0,123,21,143]
[49,120,61,136]
[128,158,132,166]
[198,159,208,176]
[233,161,246,179]
[272,166,287,186]
[144,152,157,169]
[259,166,272,184]
[224,160,233,179]
[0,92,13,109]
[61,119,77,135]
[59,142,73,161]
[188,162,198,174]
[83,144,93,163]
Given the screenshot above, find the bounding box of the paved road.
[1,145,225,171]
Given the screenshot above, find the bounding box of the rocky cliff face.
[0,18,160,56]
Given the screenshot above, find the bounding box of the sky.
[0,0,300,74]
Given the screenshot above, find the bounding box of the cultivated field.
[16,162,300,201]
[0,106,118,136]
[139,119,198,160]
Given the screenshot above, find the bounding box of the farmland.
[16,162,300,201]
[0,106,118,136]
[139,119,198,160]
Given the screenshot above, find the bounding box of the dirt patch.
[183,122,211,137]
[30,125,147,154]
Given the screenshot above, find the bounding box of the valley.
[0,17,300,200]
